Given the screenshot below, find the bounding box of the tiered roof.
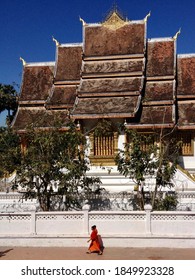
[13,62,56,132]
[46,44,82,110]
[177,55,195,129]
[12,9,195,131]
[137,38,176,129]
[73,11,146,119]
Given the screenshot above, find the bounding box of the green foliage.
[154,193,178,211]
[116,131,157,183]
[115,129,180,210]
[0,83,18,125]
[0,127,21,178]
[15,121,101,211]
[93,119,114,136]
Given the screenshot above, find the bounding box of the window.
[89,132,118,166]
[94,135,114,156]
[177,132,193,156]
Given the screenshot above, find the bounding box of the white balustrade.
[0,207,195,237]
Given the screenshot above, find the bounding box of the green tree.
[0,127,21,178]
[0,83,18,125]
[115,129,180,210]
[14,121,100,211]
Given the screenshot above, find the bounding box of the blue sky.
[1,0,195,126]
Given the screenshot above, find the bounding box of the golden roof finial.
[52,36,60,46]
[173,28,181,40]
[19,57,26,66]
[144,11,151,22]
[103,8,127,30]
[79,16,86,26]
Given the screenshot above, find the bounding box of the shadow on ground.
[0,248,13,258]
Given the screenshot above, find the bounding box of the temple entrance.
[88,120,118,166]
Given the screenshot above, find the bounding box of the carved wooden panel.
[79,77,142,93]
[83,59,144,74]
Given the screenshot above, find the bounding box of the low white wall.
[1,208,195,248]
[0,213,32,235]
[88,211,146,235]
[36,212,85,235]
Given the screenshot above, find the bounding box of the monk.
[86,225,103,255]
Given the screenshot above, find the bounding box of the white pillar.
[144,204,152,235]
[82,202,91,235]
[30,206,36,235]
[118,133,125,150]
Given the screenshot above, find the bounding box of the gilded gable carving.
[102,12,127,30]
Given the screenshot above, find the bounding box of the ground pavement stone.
[0,247,195,260]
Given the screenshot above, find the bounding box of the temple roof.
[19,63,54,103]
[147,39,175,78]
[12,10,195,131]
[177,55,195,97]
[78,77,143,95]
[45,44,82,110]
[82,58,144,77]
[84,21,145,57]
[139,37,176,129]
[177,101,195,129]
[176,55,195,128]
[72,96,140,119]
[141,104,175,125]
[46,85,77,109]
[54,44,82,82]
[145,81,175,102]
[72,11,146,120]
[12,107,70,132]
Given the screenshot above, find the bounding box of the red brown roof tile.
[84,22,145,57]
[147,39,175,77]
[19,64,54,101]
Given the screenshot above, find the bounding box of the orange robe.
[88,229,101,253]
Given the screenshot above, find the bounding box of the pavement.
[0,246,195,260]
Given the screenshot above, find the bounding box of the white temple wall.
[1,209,195,248]
[117,133,125,151]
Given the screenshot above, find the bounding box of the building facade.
[12,10,195,191]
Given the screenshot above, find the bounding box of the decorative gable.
[102,11,127,30]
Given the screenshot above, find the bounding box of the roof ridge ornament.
[52,36,60,46]
[79,16,87,26]
[20,57,26,66]
[144,11,151,22]
[102,10,127,30]
[173,28,181,40]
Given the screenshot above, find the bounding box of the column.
[144,204,152,235]
[82,202,91,235]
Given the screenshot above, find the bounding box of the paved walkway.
[0,246,195,260]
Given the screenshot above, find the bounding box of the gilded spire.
[102,3,128,30]
[52,36,60,46]
[173,28,181,40]
[20,57,26,66]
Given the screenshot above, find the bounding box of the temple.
[12,10,195,191]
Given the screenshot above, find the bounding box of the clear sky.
[1,0,195,125]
